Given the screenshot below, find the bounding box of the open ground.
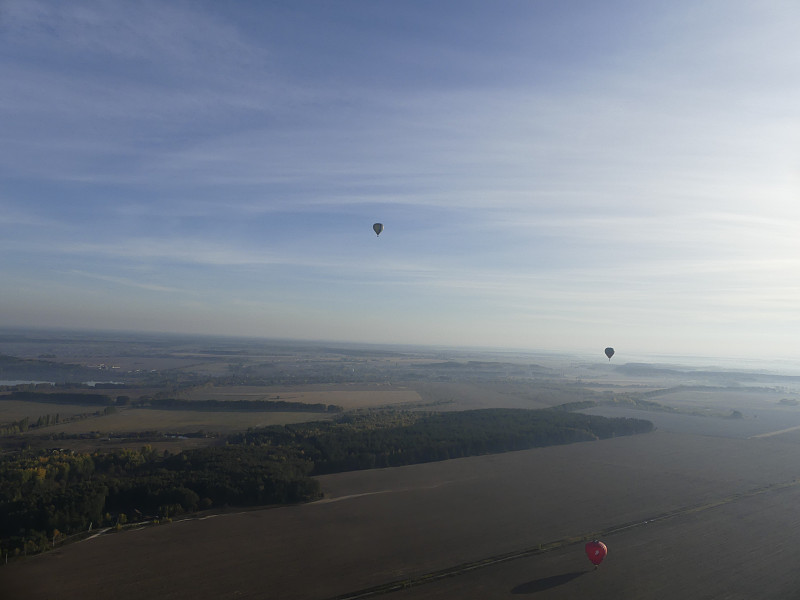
[3,333,800,598]
[3,424,800,599]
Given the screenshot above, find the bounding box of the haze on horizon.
[2,1,799,362]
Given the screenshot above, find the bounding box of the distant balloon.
[585,540,607,567]
[373,223,384,236]
[604,347,615,361]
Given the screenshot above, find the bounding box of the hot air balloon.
[373,223,384,236]
[585,540,607,568]
[604,347,615,361]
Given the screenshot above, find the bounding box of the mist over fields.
[2,329,800,598]
[4,1,799,597]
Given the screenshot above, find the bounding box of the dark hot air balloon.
[585,540,607,568]
[604,347,615,361]
[373,223,384,236]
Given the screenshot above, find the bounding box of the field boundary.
[326,478,800,599]
[749,424,800,438]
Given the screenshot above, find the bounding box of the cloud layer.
[2,1,799,361]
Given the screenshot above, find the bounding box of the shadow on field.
[511,570,588,594]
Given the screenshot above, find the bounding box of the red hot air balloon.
[585,540,607,568]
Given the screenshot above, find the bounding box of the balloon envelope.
[373,223,384,236]
[604,347,615,360]
[585,540,608,566]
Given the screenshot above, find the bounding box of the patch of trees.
[1,391,113,406]
[601,394,680,413]
[0,417,33,436]
[0,445,319,558]
[552,400,597,411]
[0,407,653,559]
[145,398,343,413]
[0,414,65,436]
[231,408,655,474]
[0,409,119,439]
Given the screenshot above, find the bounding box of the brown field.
[0,400,103,422]
[1,380,563,444]
[391,484,800,599]
[32,408,335,435]
[4,425,800,599]
[1,385,422,442]
[180,384,424,410]
[410,381,576,411]
[5,335,800,599]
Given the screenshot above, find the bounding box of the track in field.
[326,478,800,600]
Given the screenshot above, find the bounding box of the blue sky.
[2,1,799,360]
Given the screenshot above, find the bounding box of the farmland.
[4,429,800,599]
[2,329,800,598]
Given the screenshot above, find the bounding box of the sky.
[1,1,799,361]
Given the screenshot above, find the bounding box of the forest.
[0,444,319,558]
[2,391,114,405]
[0,408,653,558]
[0,391,343,413]
[231,408,654,473]
[147,398,343,412]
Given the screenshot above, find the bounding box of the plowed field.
[4,428,800,599]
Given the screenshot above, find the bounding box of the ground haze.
[2,330,800,598]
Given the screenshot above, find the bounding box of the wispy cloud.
[69,270,186,294]
[2,1,799,357]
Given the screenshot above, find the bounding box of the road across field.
[388,483,800,599]
[750,424,800,438]
[3,430,800,599]
[327,479,800,599]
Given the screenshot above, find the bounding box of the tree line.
[1,391,114,405]
[0,391,343,413]
[231,408,654,474]
[0,407,652,559]
[0,444,318,558]
[147,398,342,413]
